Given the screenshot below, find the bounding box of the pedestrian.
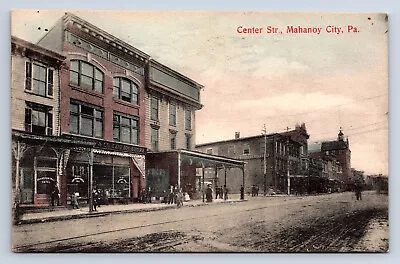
[355,183,363,201]
[92,190,99,211]
[251,185,255,197]
[71,192,79,209]
[256,185,259,196]
[223,185,229,200]
[176,188,184,208]
[51,183,60,206]
[215,185,220,199]
[240,185,244,200]
[206,185,213,202]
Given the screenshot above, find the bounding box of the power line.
[265,93,387,119]
[310,121,388,137]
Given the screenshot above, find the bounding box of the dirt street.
[12,191,388,253]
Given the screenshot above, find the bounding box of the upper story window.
[206,148,213,155]
[170,132,176,150]
[243,144,250,155]
[185,134,191,150]
[169,102,176,126]
[113,112,139,145]
[151,127,159,151]
[25,61,54,97]
[151,96,159,121]
[113,77,139,105]
[185,108,192,130]
[25,102,53,135]
[70,101,103,138]
[69,60,104,93]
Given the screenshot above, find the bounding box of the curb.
[16,199,248,226]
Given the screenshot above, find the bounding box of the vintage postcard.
[10,10,388,253]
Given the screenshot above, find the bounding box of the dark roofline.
[196,133,284,148]
[11,35,66,62]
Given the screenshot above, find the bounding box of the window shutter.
[25,62,32,90]
[47,69,54,96]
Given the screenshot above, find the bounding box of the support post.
[15,142,21,206]
[287,137,290,196]
[89,148,94,213]
[177,152,181,190]
[202,162,205,203]
[224,166,227,201]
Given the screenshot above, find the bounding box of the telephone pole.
[262,124,267,196]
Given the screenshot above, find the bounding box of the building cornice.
[11,36,66,65]
[63,13,150,62]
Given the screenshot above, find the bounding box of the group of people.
[251,185,260,197]
[214,185,229,200]
[161,185,184,207]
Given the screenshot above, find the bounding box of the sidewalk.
[17,194,247,225]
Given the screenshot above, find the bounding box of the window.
[151,127,159,151]
[113,77,139,104]
[151,96,159,121]
[69,60,103,93]
[70,101,103,138]
[170,132,176,150]
[243,144,250,155]
[25,61,54,97]
[113,112,139,145]
[169,102,176,126]
[25,102,53,135]
[206,148,213,155]
[185,134,191,150]
[185,108,192,130]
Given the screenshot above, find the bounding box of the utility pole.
[262,124,267,196]
[286,136,290,196]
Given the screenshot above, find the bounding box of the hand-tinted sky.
[11,10,388,175]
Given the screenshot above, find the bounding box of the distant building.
[195,124,309,194]
[308,129,351,191]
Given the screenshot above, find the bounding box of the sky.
[11,10,389,175]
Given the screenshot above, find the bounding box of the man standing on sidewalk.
[240,185,244,200]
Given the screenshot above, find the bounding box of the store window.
[93,164,130,199]
[113,77,139,104]
[25,61,54,97]
[70,101,103,138]
[113,112,139,145]
[25,102,53,136]
[69,60,103,93]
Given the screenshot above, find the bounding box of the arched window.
[69,60,104,93]
[113,77,139,104]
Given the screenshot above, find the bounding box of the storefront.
[12,130,94,207]
[62,134,146,206]
[146,149,245,202]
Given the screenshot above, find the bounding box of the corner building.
[38,14,148,204]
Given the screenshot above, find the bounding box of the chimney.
[235,132,240,139]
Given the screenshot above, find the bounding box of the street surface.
[12,191,388,253]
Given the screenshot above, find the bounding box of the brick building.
[308,129,352,191]
[195,124,308,194]
[37,13,148,205]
